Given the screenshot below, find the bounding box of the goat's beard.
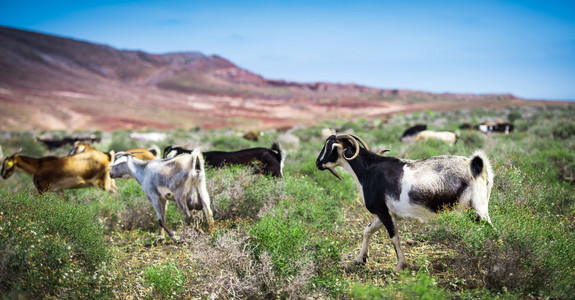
[327,167,343,180]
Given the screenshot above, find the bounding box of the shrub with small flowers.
[0,190,113,298]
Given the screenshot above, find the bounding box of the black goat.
[163,142,285,177]
[400,124,427,142]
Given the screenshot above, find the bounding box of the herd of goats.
[0,122,508,272]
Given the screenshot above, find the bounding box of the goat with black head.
[316,134,494,272]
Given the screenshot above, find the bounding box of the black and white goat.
[316,134,494,272]
[110,148,214,241]
[163,142,285,177]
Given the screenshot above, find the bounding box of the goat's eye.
[7,161,13,167]
[167,151,176,158]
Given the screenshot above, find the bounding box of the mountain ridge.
[0,26,566,131]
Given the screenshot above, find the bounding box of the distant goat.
[243,130,261,142]
[37,135,100,151]
[478,122,514,135]
[110,149,214,241]
[316,134,494,272]
[414,130,459,146]
[400,124,427,143]
[129,132,167,143]
[1,148,116,193]
[164,142,285,177]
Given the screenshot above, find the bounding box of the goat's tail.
[271,141,286,177]
[470,151,494,190]
[182,148,204,200]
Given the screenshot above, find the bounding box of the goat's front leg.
[149,194,176,242]
[354,216,384,265]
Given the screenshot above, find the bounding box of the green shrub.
[0,191,112,298]
[552,121,575,140]
[250,215,309,277]
[248,173,347,294]
[350,270,446,299]
[108,130,140,152]
[458,130,484,149]
[2,134,46,157]
[207,166,283,221]
[528,123,553,138]
[507,110,522,123]
[403,139,452,159]
[281,175,346,230]
[209,135,253,150]
[144,262,185,298]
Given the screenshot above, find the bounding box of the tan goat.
[1,149,116,193]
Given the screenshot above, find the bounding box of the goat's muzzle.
[316,162,343,181]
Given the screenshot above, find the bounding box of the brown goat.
[1,149,116,193]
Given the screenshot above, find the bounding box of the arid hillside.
[0,26,567,131]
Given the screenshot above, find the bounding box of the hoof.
[393,262,408,273]
[344,261,364,273]
[352,259,366,266]
[152,238,165,247]
[170,235,181,243]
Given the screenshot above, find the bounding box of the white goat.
[110,149,214,241]
[415,130,459,146]
[316,134,494,272]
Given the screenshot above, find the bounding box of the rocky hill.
[0,26,563,131]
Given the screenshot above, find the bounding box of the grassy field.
[1,105,574,299]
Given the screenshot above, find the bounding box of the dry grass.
[106,225,323,299]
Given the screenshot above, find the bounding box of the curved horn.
[336,134,360,160]
[377,149,390,156]
[349,134,371,152]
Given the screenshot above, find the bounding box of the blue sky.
[1,0,574,100]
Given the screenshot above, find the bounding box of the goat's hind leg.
[388,225,407,273]
[377,213,407,273]
[196,178,215,233]
[353,216,384,266]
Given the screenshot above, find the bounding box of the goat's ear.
[343,145,356,158]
